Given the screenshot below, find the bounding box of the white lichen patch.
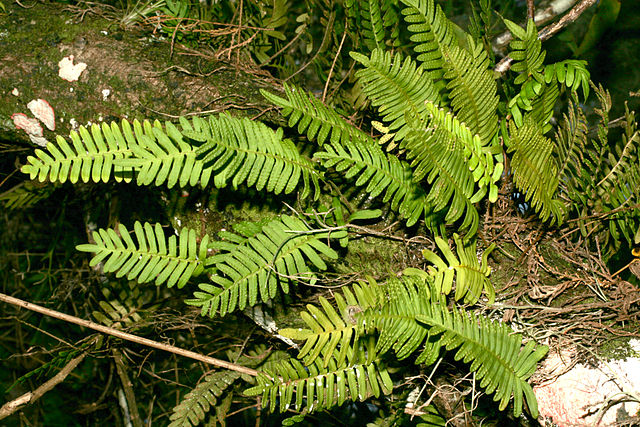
[58,55,87,82]
[29,135,48,147]
[27,99,55,131]
[12,113,43,137]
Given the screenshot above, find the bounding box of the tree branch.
[495,0,598,76]
[0,353,86,420]
[0,292,259,377]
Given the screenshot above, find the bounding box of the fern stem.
[0,292,260,377]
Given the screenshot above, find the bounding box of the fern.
[351,49,441,141]
[184,114,321,199]
[186,215,348,317]
[503,19,545,85]
[21,121,136,184]
[0,181,55,209]
[400,0,456,87]
[21,114,319,198]
[76,221,208,289]
[357,0,400,51]
[505,116,566,224]
[415,306,547,417]
[441,36,499,147]
[261,83,370,148]
[421,233,495,304]
[281,273,547,418]
[169,371,241,427]
[244,356,393,413]
[92,281,154,329]
[315,136,430,227]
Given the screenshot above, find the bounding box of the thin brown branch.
[0,353,86,419]
[527,0,535,20]
[0,293,259,377]
[495,0,598,76]
[113,349,144,427]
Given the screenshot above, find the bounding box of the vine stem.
[0,292,259,377]
[0,353,86,419]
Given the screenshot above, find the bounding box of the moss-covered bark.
[0,1,279,146]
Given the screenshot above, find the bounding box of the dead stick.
[495,0,598,75]
[0,292,259,377]
[0,353,86,419]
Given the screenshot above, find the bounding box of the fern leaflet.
[77,221,208,289]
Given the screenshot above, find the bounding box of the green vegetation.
[2,0,640,425]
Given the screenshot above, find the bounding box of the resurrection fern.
[279,274,547,418]
[186,215,347,317]
[169,371,241,427]
[0,180,55,209]
[505,18,589,131]
[261,83,370,148]
[441,36,499,147]
[21,114,319,198]
[351,49,441,142]
[76,221,208,289]
[347,0,400,51]
[400,0,456,88]
[415,306,547,417]
[263,84,431,226]
[315,136,430,226]
[244,356,393,413]
[92,281,155,329]
[506,116,566,224]
[421,234,495,304]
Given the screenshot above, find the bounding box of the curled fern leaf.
[186,215,347,317]
[76,221,208,289]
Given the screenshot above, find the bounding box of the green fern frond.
[244,356,393,413]
[403,112,480,233]
[423,102,503,202]
[21,114,319,199]
[506,116,566,224]
[92,281,154,329]
[114,118,213,189]
[416,306,548,418]
[186,215,347,317]
[169,371,241,427]
[544,60,590,100]
[261,84,370,148]
[358,0,400,51]
[0,181,55,209]
[21,121,137,184]
[421,234,495,304]
[400,0,457,85]
[76,221,208,289]
[504,19,545,85]
[184,114,321,199]
[315,137,429,226]
[441,36,499,146]
[351,49,441,141]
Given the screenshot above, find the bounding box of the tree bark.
[0,1,279,147]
